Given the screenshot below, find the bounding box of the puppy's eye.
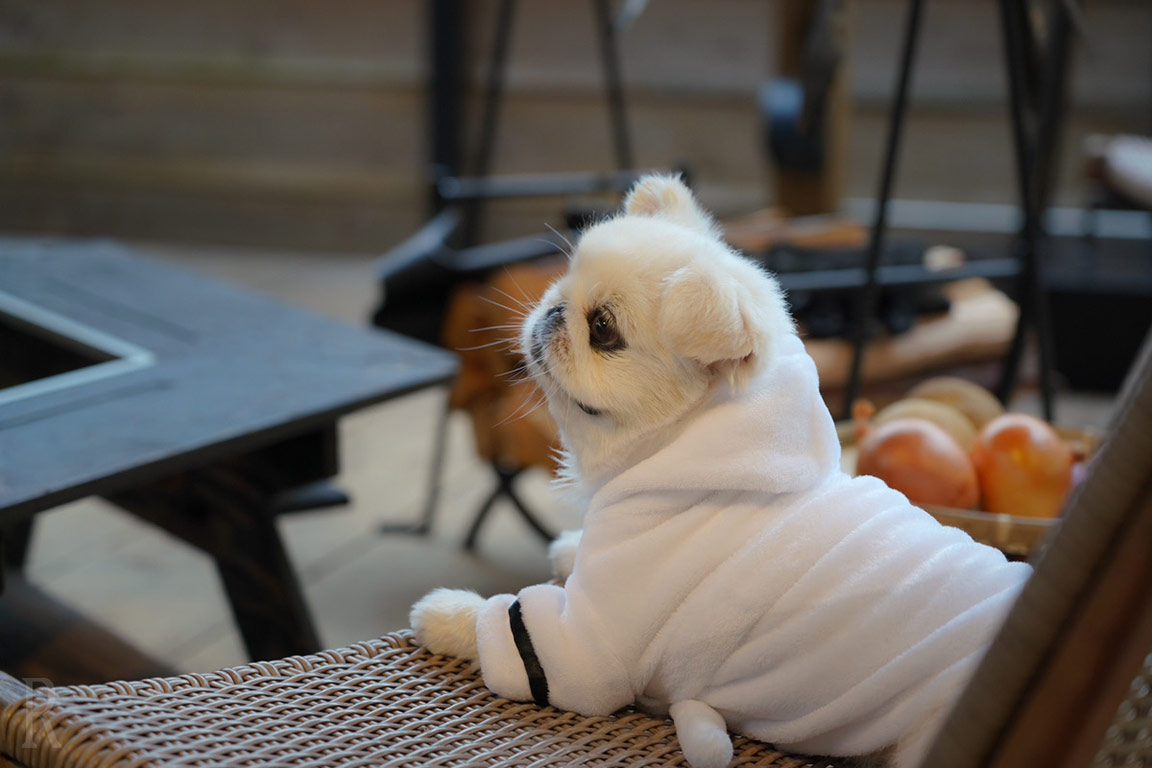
[587,307,624,352]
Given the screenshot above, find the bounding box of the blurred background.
[2,0,1150,684]
[0,0,1147,247]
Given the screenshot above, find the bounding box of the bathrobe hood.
[601,332,841,503]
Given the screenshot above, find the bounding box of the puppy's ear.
[659,257,794,388]
[624,174,716,235]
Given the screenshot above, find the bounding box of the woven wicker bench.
[0,631,836,768]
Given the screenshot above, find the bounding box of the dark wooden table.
[0,238,457,662]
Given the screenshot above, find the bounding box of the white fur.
[409,588,484,663]
[518,174,793,498]
[548,529,583,583]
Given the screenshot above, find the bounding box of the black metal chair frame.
[842,0,1076,421]
[373,0,645,550]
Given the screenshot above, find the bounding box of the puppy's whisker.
[535,373,561,399]
[494,388,549,427]
[531,375,557,398]
[544,223,576,260]
[530,359,562,381]
[489,285,535,315]
[477,293,527,316]
[500,271,542,314]
[494,396,533,426]
[500,369,534,384]
[498,356,532,374]
[534,236,570,261]
[455,339,520,352]
[524,381,552,408]
[468,324,523,333]
[515,395,551,423]
[500,363,545,385]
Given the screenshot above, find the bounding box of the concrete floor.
[20,240,1118,676]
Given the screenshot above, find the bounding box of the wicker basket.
[0,631,838,768]
[837,422,1100,558]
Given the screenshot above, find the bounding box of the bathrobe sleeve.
[476,584,634,716]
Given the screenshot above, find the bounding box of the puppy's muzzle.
[529,304,565,364]
[543,304,565,332]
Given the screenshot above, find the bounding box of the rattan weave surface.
[1094,651,1152,768]
[0,631,836,768]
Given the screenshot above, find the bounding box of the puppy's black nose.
[544,303,565,330]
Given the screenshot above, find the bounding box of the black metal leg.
[270,480,350,515]
[996,246,1038,409]
[0,520,34,596]
[111,470,321,661]
[463,480,506,551]
[463,465,556,551]
[473,0,517,182]
[505,489,556,543]
[428,0,467,215]
[380,397,453,536]
[995,0,1058,421]
[1034,0,1073,211]
[1028,0,1073,420]
[1,520,33,575]
[418,399,452,534]
[461,0,518,247]
[1028,0,1073,421]
[592,0,634,172]
[195,470,322,660]
[842,0,927,419]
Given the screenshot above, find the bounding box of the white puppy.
[411,175,1030,768]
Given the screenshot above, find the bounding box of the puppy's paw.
[548,529,583,583]
[410,588,486,661]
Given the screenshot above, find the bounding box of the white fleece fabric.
[476,333,1031,759]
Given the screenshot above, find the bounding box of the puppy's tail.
[670,700,733,768]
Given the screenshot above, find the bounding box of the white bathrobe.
[476,334,1031,760]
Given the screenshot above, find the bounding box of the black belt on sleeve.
[508,599,550,707]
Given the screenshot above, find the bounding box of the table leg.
[198,469,322,660]
[106,429,337,660]
[111,468,321,661]
[1,520,33,594]
[1,521,33,573]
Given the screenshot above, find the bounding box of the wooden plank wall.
[0,0,1147,252]
[0,0,427,251]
